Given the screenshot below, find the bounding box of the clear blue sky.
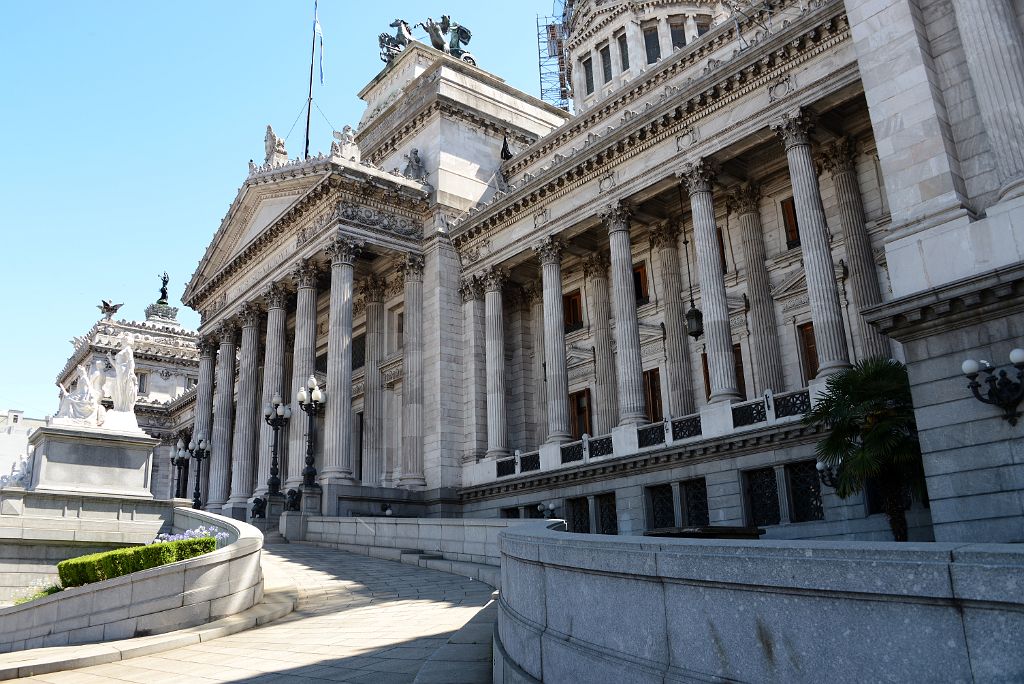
[0,1,559,417]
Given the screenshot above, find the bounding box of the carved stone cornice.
[460,275,484,302]
[728,182,762,216]
[818,136,856,176]
[648,221,679,251]
[264,282,289,310]
[481,266,508,293]
[335,200,422,238]
[678,159,718,194]
[771,108,816,150]
[238,302,262,328]
[582,253,611,279]
[292,259,319,289]
[599,202,631,233]
[400,254,425,282]
[326,234,363,267]
[359,274,388,302]
[533,236,566,265]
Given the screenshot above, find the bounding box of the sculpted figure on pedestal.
[264,125,288,166]
[55,361,107,427]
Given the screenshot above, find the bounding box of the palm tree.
[804,358,927,541]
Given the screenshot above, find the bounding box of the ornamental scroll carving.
[335,201,422,238]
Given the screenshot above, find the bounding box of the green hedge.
[57,537,217,588]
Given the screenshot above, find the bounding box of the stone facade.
[177,0,1023,543]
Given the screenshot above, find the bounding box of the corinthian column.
[461,276,487,460]
[360,274,387,486]
[286,259,319,489]
[254,283,287,498]
[483,267,510,457]
[820,139,890,361]
[772,110,851,376]
[680,160,740,403]
[950,0,1024,199]
[225,303,261,519]
[400,255,426,489]
[323,237,360,489]
[190,336,216,497]
[534,237,571,442]
[601,204,647,424]
[650,222,695,416]
[584,254,618,433]
[730,183,784,393]
[207,322,237,510]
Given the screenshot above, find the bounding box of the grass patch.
[13,584,61,605]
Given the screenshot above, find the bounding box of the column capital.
[359,274,388,302]
[771,109,816,150]
[326,234,363,266]
[582,252,611,278]
[599,202,632,233]
[727,182,762,215]
[648,221,679,251]
[238,302,263,329]
[678,159,719,194]
[818,137,856,176]
[460,275,484,302]
[264,282,289,310]
[292,259,320,289]
[400,254,425,282]
[533,236,566,265]
[216,321,238,345]
[522,281,543,304]
[481,266,508,293]
[197,335,216,357]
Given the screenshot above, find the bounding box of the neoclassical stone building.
[182,0,1024,543]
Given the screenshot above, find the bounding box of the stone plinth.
[27,425,158,499]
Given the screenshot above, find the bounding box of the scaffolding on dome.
[536,0,574,112]
[724,0,777,49]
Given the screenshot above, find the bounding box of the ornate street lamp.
[297,375,325,488]
[677,183,703,340]
[962,348,1024,425]
[180,435,210,509]
[262,392,292,497]
[815,460,841,488]
[171,439,190,498]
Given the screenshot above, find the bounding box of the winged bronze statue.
[97,300,124,320]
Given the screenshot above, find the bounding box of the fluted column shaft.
[681,162,740,403]
[461,278,488,459]
[483,268,509,457]
[585,255,618,433]
[226,305,261,515]
[732,184,785,393]
[207,324,237,509]
[602,206,647,424]
[190,338,216,497]
[651,224,696,416]
[822,140,890,360]
[951,0,1024,198]
[773,111,851,376]
[360,276,387,486]
[286,261,319,488]
[400,256,426,488]
[254,285,287,497]
[323,239,359,486]
[528,287,548,443]
[535,238,571,442]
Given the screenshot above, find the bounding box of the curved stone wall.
[494,525,1024,683]
[0,508,262,654]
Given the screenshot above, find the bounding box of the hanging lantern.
[685,303,704,340]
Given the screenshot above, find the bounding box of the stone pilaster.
[601,204,647,424]
[583,254,618,433]
[680,161,740,403]
[730,183,785,393]
[207,322,237,510]
[534,237,571,442]
[820,139,891,361]
[190,336,216,497]
[323,237,361,491]
[400,255,426,489]
[950,0,1024,199]
[286,259,319,489]
[483,267,510,457]
[772,110,851,376]
[650,222,696,416]
[461,276,488,460]
[254,283,288,498]
[360,273,388,486]
[225,303,261,519]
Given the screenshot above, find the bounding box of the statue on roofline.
[379,15,475,66]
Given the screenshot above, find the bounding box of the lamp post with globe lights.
[961,348,1024,425]
[179,435,210,509]
[171,440,190,499]
[262,392,291,497]
[297,375,325,488]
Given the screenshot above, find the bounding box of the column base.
[204,500,226,513]
[398,476,426,490]
[222,499,250,522]
[617,412,646,426]
[708,388,741,404]
[486,448,510,459]
[545,432,571,444]
[815,360,852,377]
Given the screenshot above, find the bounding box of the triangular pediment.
[771,262,847,301]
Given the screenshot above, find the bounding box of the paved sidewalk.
[14,543,495,684]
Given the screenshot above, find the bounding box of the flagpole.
[303,1,318,160]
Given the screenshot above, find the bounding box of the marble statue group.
[54,333,141,432]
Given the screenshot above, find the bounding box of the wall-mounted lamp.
[536,502,558,519]
[815,460,840,488]
[961,349,1024,426]
[381,503,393,516]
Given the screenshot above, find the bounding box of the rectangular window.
[352,333,366,370]
[798,322,819,381]
[186,377,198,390]
[786,460,824,523]
[643,368,663,423]
[599,44,612,83]
[681,478,710,526]
[643,28,661,64]
[696,15,712,36]
[568,388,592,439]
[782,196,800,249]
[11,415,18,424]
[582,57,595,94]
[670,22,687,50]
[596,493,618,534]
[136,372,148,395]
[500,507,521,519]
[745,467,781,526]
[567,497,590,533]
[617,32,629,71]
[563,290,584,333]
[633,262,650,306]
[733,343,746,400]
[647,484,675,529]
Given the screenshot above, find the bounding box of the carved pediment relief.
[566,344,595,370]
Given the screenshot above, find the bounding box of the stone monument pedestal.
[27,425,158,499]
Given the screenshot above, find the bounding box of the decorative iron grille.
[637,423,666,448]
[561,441,584,463]
[671,415,702,440]
[568,497,590,533]
[681,478,710,526]
[775,390,811,418]
[648,484,675,529]
[596,493,618,534]
[732,399,767,427]
[589,436,614,458]
[520,452,540,472]
[745,467,780,526]
[496,458,516,478]
[787,460,824,522]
